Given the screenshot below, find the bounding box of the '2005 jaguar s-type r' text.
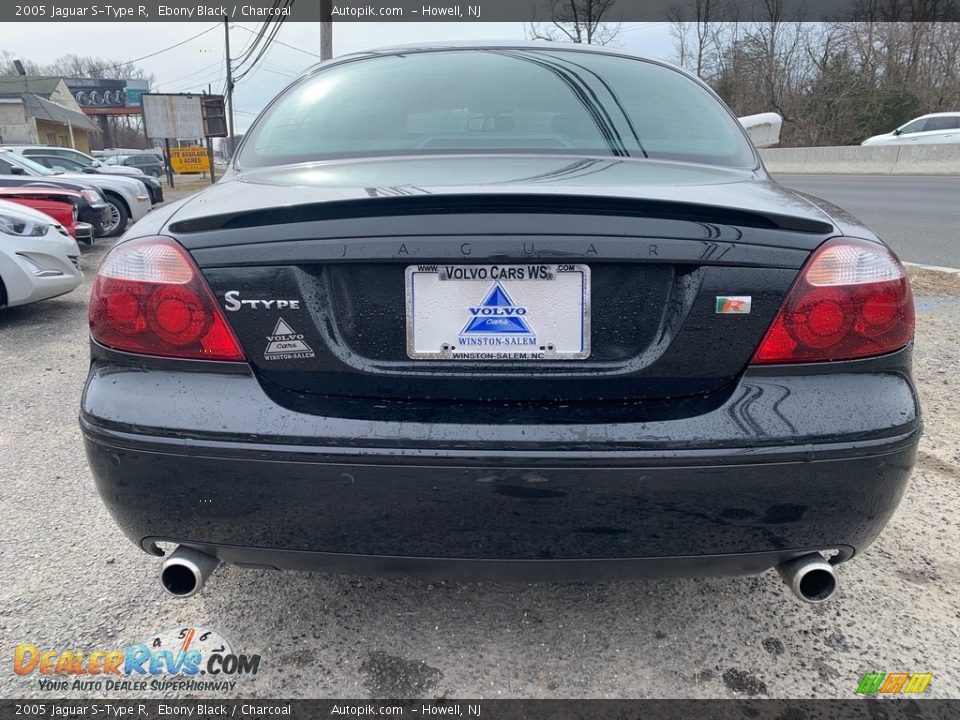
[81,43,919,603]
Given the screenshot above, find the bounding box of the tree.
[0,52,155,86]
[0,52,158,150]
[668,10,960,147]
[669,0,728,78]
[526,0,622,45]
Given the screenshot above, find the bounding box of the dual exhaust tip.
[160,546,220,598]
[776,553,838,604]
[159,546,837,603]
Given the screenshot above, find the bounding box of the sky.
[8,21,676,133]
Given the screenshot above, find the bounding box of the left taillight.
[89,236,245,361]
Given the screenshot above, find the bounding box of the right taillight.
[752,238,914,364]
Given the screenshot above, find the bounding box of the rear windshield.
[239,49,756,169]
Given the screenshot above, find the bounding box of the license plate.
[405,263,591,361]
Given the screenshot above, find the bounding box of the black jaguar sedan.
[82,43,919,603]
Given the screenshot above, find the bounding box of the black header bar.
[5,0,960,23]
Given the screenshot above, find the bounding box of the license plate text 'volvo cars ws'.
[405,263,591,361]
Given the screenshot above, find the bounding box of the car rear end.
[80,45,919,599]
[80,189,918,583]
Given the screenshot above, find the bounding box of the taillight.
[752,238,914,364]
[89,236,245,361]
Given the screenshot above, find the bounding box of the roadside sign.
[201,95,228,138]
[169,146,210,174]
[141,93,204,140]
[126,87,146,107]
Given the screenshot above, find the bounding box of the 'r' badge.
[716,296,752,314]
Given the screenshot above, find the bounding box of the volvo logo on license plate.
[461,283,534,336]
[405,264,591,361]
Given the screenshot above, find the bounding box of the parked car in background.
[0,150,150,237]
[0,169,109,238]
[0,199,82,308]
[25,153,164,206]
[142,152,168,172]
[95,147,164,157]
[3,145,146,177]
[97,148,169,174]
[0,187,94,244]
[103,153,164,178]
[862,112,960,145]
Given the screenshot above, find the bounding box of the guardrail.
[760,145,960,175]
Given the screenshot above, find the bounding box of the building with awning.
[0,76,98,153]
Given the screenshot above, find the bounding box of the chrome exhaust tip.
[776,553,838,604]
[160,546,220,598]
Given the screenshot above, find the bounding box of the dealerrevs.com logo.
[14,626,261,692]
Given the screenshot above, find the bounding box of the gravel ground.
[1,220,958,700]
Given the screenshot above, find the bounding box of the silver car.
[0,199,82,308]
[2,144,148,177]
[862,112,960,146]
[0,150,151,237]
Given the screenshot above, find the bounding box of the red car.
[0,187,94,243]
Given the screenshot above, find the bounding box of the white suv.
[862,112,960,146]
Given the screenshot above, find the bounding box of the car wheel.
[150,169,161,178]
[101,196,129,237]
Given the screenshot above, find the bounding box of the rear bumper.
[133,544,856,582]
[83,422,915,578]
[81,349,920,577]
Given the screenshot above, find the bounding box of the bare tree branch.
[526,0,622,45]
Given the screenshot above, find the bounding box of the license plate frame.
[405,263,591,361]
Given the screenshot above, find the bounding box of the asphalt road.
[1,222,959,700]
[773,174,960,269]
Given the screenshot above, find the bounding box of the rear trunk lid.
[168,156,837,412]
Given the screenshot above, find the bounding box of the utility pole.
[224,15,236,156]
[320,0,333,60]
[206,82,217,184]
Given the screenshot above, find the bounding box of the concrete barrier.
[760,144,960,175]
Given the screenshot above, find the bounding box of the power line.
[162,50,225,94]
[232,1,286,78]
[230,19,266,64]
[232,17,275,71]
[234,24,323,59]
[259,65,297,79]
[158,61,222,91]
[100,24,220,73]
[223,5,290,149]
[166,69,225,94]
[234,3,292,82]
[620,23,664,35]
